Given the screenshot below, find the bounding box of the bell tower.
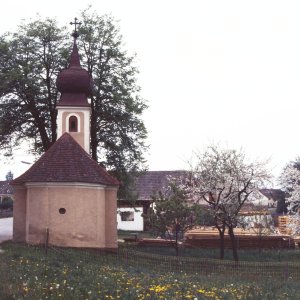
[56,18,92,153]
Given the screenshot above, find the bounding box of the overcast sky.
[1,0,300,183]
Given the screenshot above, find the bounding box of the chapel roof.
[11,133,119,186]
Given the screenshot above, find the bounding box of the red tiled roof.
[11,133,119,186]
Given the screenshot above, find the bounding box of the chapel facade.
[11,23,119,249]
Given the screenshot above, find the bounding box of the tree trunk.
[26,97,51,151]
[216,223,226,259]
[175,230,179,257]
[228,226,239,261]
[90,98,98,160]
[50,108,57,145]
[219,230,225,259]
[175,223,180,257]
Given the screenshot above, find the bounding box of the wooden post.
[45,228,49,255]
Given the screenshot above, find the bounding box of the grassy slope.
[0,241,299,299]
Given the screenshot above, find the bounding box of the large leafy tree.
[0,9,148,199]
[0,18,69,153]
[279,158,300,235]
[184,145,271,261]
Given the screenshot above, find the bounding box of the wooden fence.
[49,245,300,279]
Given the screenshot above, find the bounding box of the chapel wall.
[26,186,49,244]
[23,185,113,248]
[47,186,106,248]
[12,188,27,242]
[105,188,118,249]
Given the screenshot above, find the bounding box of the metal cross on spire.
[70,17,82,39]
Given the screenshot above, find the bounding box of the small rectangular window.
[121,211,134,221]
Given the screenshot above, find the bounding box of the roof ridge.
[12,133,119,186]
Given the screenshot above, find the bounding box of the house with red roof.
[11,26,119,249]
[117,171,186,231]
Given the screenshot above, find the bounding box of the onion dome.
[56,42,92,107]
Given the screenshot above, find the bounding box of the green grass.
[118,230,154,239]
[131,244,300,262]
[0,241,300,299]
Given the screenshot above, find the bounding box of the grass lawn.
[118,230,155,240]
[0,241,300,299]
[132,244,300,262]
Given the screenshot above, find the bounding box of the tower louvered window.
[69,116,78,132]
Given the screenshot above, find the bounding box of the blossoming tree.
[279,158,300,235]
[185,145,271,261]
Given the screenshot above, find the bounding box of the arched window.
[69,116,78,132]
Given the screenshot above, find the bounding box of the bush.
[0,197,13,210]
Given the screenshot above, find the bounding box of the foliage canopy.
[144,181,201,255]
